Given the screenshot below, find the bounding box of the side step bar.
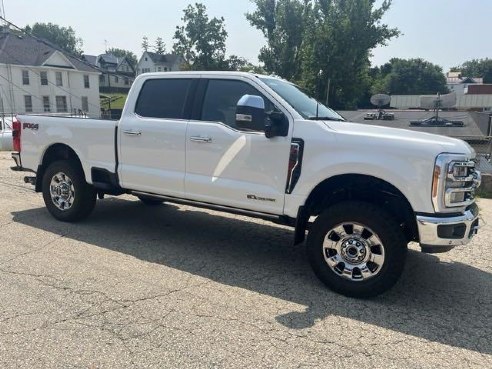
[132,190,287,224]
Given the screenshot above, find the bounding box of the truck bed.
[16,115,118,184]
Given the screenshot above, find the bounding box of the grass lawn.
[100,93,128,110]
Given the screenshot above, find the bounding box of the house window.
[164,67,168,72]
[43,96,51,112]
[55,72,63,86]
[114,76,119,83]
[158,67,162,72]
[56,96,68,112]
[99,74,105,83]
[40,71,48,86]
[22,70,29,85]
[83,75,90,88]
[145,57,148,61]
[24,95,33,112]
[124,77,129,86]
[81,96,89,112]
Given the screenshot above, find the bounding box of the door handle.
[190,136,212,143]
[123,130,142,136]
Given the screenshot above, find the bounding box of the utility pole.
[325,78,331,107]
[488,113,492,137]
[108,73,111,118]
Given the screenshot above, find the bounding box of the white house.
[0,30,101,117]
[136,52,184,75]
[83,53,136,93]
[447,71,483,97]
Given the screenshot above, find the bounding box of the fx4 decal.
[23,123,39,131]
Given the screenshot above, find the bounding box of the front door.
[185,77,292,215]
[118,77,195,197]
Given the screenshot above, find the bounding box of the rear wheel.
[306,201,407,298]
[42,160,96,222]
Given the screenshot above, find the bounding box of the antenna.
[365,94,395,121]
[410,92,463,127]
[0,1,6,27]
[420,92,457,110]
[370,94,391,108]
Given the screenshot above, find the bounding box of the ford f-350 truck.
[11,72,481,297]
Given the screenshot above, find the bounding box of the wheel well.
[35,144,83,192]
[304,174,418,242]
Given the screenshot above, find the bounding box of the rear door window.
[135,79,192,119]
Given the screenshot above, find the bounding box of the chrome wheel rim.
[323,222,385,282]
[49,172,75,211]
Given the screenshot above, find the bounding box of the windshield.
[260,77,344,121]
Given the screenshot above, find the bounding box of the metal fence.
[460,137,492,174]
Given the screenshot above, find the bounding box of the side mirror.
[236,95,266,131]
[265,110,289,139]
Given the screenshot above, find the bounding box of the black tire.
[137,195,164,206]
[42,160,96,222]
[306,201,407,298]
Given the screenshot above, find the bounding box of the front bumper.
[416,204,479,253]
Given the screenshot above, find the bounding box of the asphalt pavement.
[0,152,491,368]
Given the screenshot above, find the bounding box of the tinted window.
[201,79,273,130]
[135,79,192,119]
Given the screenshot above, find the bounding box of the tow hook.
[23,176,36,186]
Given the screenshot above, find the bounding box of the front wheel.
[306,201,407,298]
[42,160,96,222]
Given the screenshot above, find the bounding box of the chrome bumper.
[416,206,479,253]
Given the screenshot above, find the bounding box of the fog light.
[449,191,466,204]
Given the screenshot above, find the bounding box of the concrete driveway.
[0,152,491,368]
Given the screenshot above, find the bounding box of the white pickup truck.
[0,117,13,151]
[11,72,481,297]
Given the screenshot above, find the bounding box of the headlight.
[432,154,481,212]
[448,161,475,180]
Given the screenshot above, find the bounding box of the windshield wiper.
[308,116,344,121]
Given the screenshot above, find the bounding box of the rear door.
[118,77,196,197]
[185,76,292,214]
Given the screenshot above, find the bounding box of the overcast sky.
[4,0,492,71]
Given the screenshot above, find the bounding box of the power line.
[0,15,134,113]
[0,73,45,103]
[0,16,103,75]
[0,47,101,110]
[0,73,89,116]
[0,0,5,22]
[0,15,136,80]
[0,17,105,113]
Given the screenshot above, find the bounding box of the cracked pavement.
[0,152,491,368]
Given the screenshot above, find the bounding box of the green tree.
[173,3,229,70]
[106,47,138,69]
[247,0,307,80]
[373,58,448,95]
[455,58,492,83]
[225,55,252,71]
[247,0,400,109]
[25,22,83,55]
[154,37,166,54]
[141,36,149,52]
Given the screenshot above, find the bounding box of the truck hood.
[323,120,475,158]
